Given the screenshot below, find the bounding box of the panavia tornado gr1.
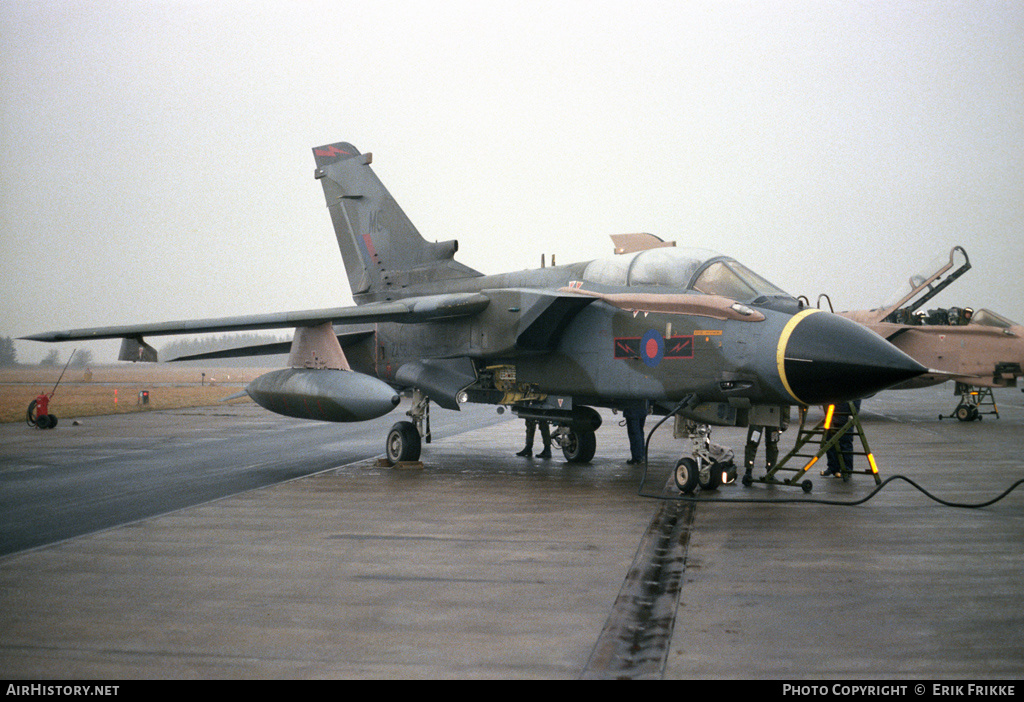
[25,141,925,492]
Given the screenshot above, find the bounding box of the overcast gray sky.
[2,0,1021,362]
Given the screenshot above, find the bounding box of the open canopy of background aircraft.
[838,246,1024,420]
[24,141,926,488]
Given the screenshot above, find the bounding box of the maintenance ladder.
[749,402,881,492]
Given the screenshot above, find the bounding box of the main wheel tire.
[955,405,972,422]
[386,421,421,463]
[675,457,700,494]
[561,428,596,463]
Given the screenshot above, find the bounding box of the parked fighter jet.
[24,141,926,491]
[837,246,1024,420]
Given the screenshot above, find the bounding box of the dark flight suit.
[824,400,861,476]
[623,400,649,464]
[517,418,551,458]
[744,425,780,477]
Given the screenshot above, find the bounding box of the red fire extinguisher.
[27,348,74,430]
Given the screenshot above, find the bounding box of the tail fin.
[313,142,481,303]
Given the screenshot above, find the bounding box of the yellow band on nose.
[776,308,822,405]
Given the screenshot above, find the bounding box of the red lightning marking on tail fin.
[314,145,353,158]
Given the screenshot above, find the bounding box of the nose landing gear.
[672,420,736,494]
[940,383,999,422]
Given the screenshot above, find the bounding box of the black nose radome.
[779,310,926,405]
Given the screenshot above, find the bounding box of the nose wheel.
[674,457,700,494]
[672,421,736,494]
[674,456,734,494]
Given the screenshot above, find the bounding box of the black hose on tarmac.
[637,403,1024,509]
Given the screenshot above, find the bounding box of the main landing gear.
[385,390,430,464]
[386,421,421,463]
[673,419,736,494]
[514,404,602,464]
[552,425,597,463]
[383,394,604,466]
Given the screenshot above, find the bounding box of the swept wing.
[22,292,491,355]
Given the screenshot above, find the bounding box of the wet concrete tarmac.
[0,385,1022,679]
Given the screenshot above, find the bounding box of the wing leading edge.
[23,289,598,363]
[22,292,491,348]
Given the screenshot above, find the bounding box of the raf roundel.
[640,329,664,368]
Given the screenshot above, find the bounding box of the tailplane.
[313,142,482,303]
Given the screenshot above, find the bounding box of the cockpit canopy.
[581,246,790,302]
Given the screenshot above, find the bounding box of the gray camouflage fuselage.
[24,141,928,456]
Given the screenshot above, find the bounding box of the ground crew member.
[517,418,552,458]
[822,399,861,477]
[743,424,781,480]
[623,399,649,464]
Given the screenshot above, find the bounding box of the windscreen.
[691,260,790,300]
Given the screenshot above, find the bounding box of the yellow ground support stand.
[940,383,999,421]
[744,402,881,493]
